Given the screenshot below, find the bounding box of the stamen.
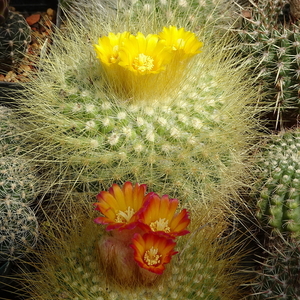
[115,207,135,223]
[144,247,162,266]
[150,218,171,233]
[132,53,154,72]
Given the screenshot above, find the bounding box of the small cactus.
[254,128,300,236]
[0,199,38,261]
[250,233,300,299]
[231,0,300,128]
[0,0,31,71]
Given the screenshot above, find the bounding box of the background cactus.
[253,128,300,236]
[0,0,31,71]
[0,199,39,261]
[230,0,300,129]
[249,232,300,299]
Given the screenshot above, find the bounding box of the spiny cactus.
[253,128,300,236]
[9,0,261,210]
[250,233,300,300]
[231,0,300,129]
[0,199,38,261]
[0,106,38,204]
[19,198,249,300]
[0,0,31,71]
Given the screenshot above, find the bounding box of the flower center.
[115,206,135,223]
[144,247,162,266]
[132,53,154,72]
[150,218,171,233]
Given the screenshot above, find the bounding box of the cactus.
[7,0,262,211]
[250,233,300,300]
[18,197,249,300]
[0,199,38,261]
[253,128,300,236]
[0,106,38,204]
[231,0,300,129]
[0,0,31,71]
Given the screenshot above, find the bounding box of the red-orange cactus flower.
[137,193,190,238]
[131,232,177,274]
[94,182,148,231]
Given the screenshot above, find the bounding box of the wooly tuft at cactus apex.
[8,0,262,211]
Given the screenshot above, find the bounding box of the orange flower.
[137,193,190,238]
[131,233,177,274]
[94,182,148,231]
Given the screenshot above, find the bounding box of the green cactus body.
[233,0,300,128]
[0,199,38,261]
[0,7,31,71]
[255,129,300,236]
[251,234,300,300]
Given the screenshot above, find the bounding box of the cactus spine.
[250,233,300,299]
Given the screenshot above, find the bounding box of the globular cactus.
[0,199,38,261]
[19,197,248,300]
[0,0,31,71]
[254,129,300,236]
[10,0,261,210]
[250,233,300,300]
[231,0,300,128]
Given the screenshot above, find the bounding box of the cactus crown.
[0,0,9,25]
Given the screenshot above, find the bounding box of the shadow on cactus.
[15,185,251,300]
[9,0,262,210]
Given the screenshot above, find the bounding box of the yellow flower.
[158,26,203,59]
[118,32,172,75]
[94,32,130,66]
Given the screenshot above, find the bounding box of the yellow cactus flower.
[94,31,130,66]
[158,26,203,60]
[118,32,172,75]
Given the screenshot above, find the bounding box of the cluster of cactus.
[0,0,264,298]
[0,0,31,71]
[253,128,300,236]
[250,233,300,299]
[0,106,39,263]
[231,0,300,128]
